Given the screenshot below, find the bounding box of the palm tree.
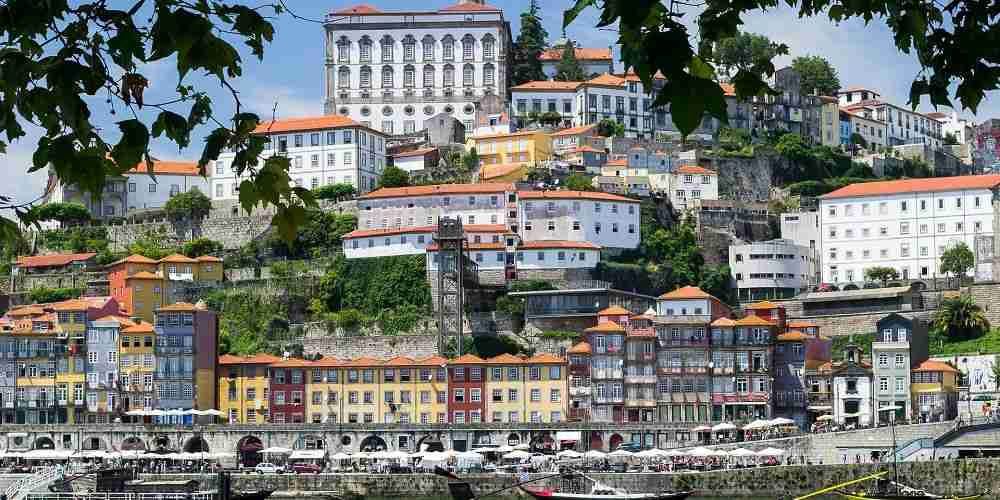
[932,297,990,341]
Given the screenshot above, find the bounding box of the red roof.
[659,286,712,300]
[122,321,155,334]
[333,4,381,14]
[574,145,603,154]
[540,47,612,61]
[745,300,780,310]
[108,254,159,266]
[510,81,583,91]
[127,160,200,177]
[392,147,438,159]
[568,341,591,354]
[253,115,371,135]
[480,163,525,180]
[525,352,566,364]
[598,305,631,315]
[821,175,1000,199]
[449,354,486,364]
[517,190,638,203]
[913,360,960,373]
[16,252,96,269]
[604,158,627,167]
[551,124,598,137]
[438,2,500,12]
[518,240,601,250]
[585,321,626,333]
[586,73,626,87]
[343,224,508,239]
[359,183,514,200]
[676,165,716,175]
[219,353,281,365]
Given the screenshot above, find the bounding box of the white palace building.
[323,1,512,136]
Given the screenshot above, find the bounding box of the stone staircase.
[3,466,64,500]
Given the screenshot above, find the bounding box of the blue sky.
[3,0,998,208]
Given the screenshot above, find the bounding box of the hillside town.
[7,0,1000,485]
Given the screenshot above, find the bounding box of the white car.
[254,463,282,474]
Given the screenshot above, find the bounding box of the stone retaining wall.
[8,271,106,293]
[302,334,439,359]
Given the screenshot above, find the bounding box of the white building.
[818,175,1000,285]
[41,160,209,225]
[323,1,512,136]
[509,81,580,128]
[211,115,388,201]
[669,165,718,211]
[838,87,943,148]
[780,211,820,255]
[344,223,508,258]
[539,46,613,79]
[729,239,816,302]
[517,190,641,250]
[832,343,873,427]
[843,109,888,149]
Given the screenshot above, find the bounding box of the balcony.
[658,366,709,375]
[593,396,624,404]
[658,338,710,348]
[168,272,194,281]
[625,398,657,408]
[569,386,591,397]
[590,369,623,380]
[624,375,657,385]
[74,399,83,406]
[569,365,590,376]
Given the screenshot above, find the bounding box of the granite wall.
[302,334,440,359]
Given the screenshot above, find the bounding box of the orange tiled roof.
[271,358,314,368]
[218,353,281,365]
[585,321,626,333]
[450,354,486,364]
[343,356,383,367]
[16,252,96,269]
[518,240,600,250]
[109,254,159,266]
[777,331,810,342]
[196,256,223,262]
[822,175,1000,199]
[383,356,417,367]
[127,160,200,177]
[676,165,716,175]
[787,320,817,328]
[415,355,448,366]
[438,1,500,12]
[122,321,155,334]
[510,81,583,91]
[392,147,438,158]
[525,352,566,364]
[539,47,612,61]
[159,254,198,264]
[155,302,197,312]
[710,317,737,327]
[604,158,627,167]
[568,341,591,354]
[6,306,45,317]
[332,4,381,14]
[551,124,597,137]
[485,353,524,365]
[480,163,525,180]
[745,300,780,310]
[598,305,631,316]
[253,115,368,135]
[586,73,626,87]
[92,314,133,325]
[913,360,960,373]
[127,271,161,280]
[359,183,514,200]
[574,145,603,154]
[49,299,90,312]
[658,285,712,300]
[471,129,540,141]
[735,315,775,326]
[805,359,831,371]
[517,190,637,203]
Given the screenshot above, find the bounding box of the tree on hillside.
[940,242,975,279]
[596,118,625,138]
[462,148,480,172]
[791,55,841,96]
[164,190,212,221]
[563,174,594,191]
[944,132,960,145]
[864,266,899,287]
[933,296,990,341]
[32,203,91,226]
[850,132,868,149]
[512,0,548,85]
[379,165,411,188]
[181,237,223,258]
[711,32,784,81]
[312,183,356,202]
[554,43,587,82]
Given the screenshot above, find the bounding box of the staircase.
[3,466,63,500]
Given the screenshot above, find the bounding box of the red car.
[290,462,322,474]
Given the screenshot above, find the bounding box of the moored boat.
[520,481,693,500]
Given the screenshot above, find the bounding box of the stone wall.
[963,281,1000,326]
[8,271,105,293]
[302,334,440,359]
[523,316,595,336]
[104,215,274,251]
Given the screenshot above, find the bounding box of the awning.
[555,431,582,442]
[289,449,326,460]
[807,405,832,411]
[6,433,27,438]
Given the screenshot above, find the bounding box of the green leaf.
[273,204,307,243]
[198,127,231,171]
[151,110,191,148]
[563,0,597,30]
[110,119,149,172]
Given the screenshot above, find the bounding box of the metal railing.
[6,465,63,500]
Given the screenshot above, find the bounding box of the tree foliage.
[312,183,356,202]
[596,118,625,138]
[563,174,595,191]
[163,190,212,220]
[711,32,783,80]
[944,132,959,145]
[864,266,900,286]
[554,43,587,81]
[32,203,91,225]
[28,287,84,304]
[379,165,411,188]
[933,297,990,342]
[791,55,841,96]
[181,237,223,258]
[462,148,480,172]
[940,242,975,278]
[512,0,548,85]
[562,0,998,138]
[269,210,357,259]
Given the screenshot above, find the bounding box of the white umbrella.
[608,449,633,458]
[145,409,165,416]
[474,447,498,454]
[557,449,582,458]
[126,410,146,416]
[769,417,796,426]
[691,425,712,432]
[495,445,514,453]
[420,451,447,462]
[513,443,530,450]
[163,409,185,416]
[201,409,224,417]
[712,422,738,432]
[729,448,757,457]
[878,405,902,412]
[352,451,370,460]
[711,449,730,457]
[260,447,292,455]
[743,419,771,430]
[635,449,660,458]
[817,414,835,422]
[330,452,351,461]
[756,447,786,457]
[686,447,715,457]
[663,449,687,457]
[386,450,409,460]
[584,450,606,459]
[502,450,531,460]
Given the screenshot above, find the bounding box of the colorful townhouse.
[341,357,382,425]
[483,353,568,424]
[567,341,593,422]
[268,357,310,424]
[220,353,280,424]
[153,303,218,424]
[911,360,959,422]
[447,354,487,424]
[305,357,341,424]
[108,254,223,323]
[119,319,156,416]
[585,309,627,423]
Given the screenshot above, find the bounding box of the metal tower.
[434,217,467,357]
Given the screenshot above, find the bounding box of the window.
[463,64,474,86]
[462,36,474,60]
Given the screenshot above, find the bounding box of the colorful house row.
[106,253,223,323]
[219,352,568,425]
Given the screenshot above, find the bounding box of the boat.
[520,481,693,500]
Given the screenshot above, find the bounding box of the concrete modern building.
[818,175,1000,286]
[729,239,817,301]
[323,1,512,136]
[211,115,388,199]
[872,313,929,424]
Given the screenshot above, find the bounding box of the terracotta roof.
[735,315,775,327]
[159,253,198,264]
[517,190,638,203]
[710,317,737,327]
[359,183,514,200]
[818,95,840,103]
[310,357,344,368]
[127,160,200,177]
[7,306,45,317]
[122,321,155,334]
[676,165,716,175]
[344,224,507,239]
[332,4,380,14]
[925,111,949,120]
[787,320,817,328]
[218,353,281,365]
[842,86,879,93]
[427,241,505,251]
[438,1,500,12]
[551,124,597,137]
[16,252,96,269]
[517,240,600,250]
[574,145,603,154]
[155,302,197,312]
[485,353,524,365]
[510,81,583,91]
[196,256,223,262]
[586,73,626,87]
[392,147,438,158]
[658,285,712,300]
[604,158,627,167]
[539,47,612,61]
[449,354,486,364]
[271,358,314,368]
[598,305,631,316]
[415,355,448,366]
[49,299,90,312]
[821,175,1000,199]
[720,83,736,97]
[480,163,525,180]
[343,356,383,367]
[470,129,540,141]
[383,356,417,367]
[777,331,810,342]
[92,314,133,325]
[745,300,780,310]
[109,254,159,266]
[805,359,831,371]
[127,271,161,280]
[627,329,656,338]
[913,360,960,373]
[568,341,592,354]
[253,115,371,135]
[585,321,626,333]
[525,352,566,364]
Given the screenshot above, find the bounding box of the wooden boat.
[835,478,987,500]
[520,482,693,500]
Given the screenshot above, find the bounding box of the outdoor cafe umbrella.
[769,417,796,426]
[817,414,835,422]
[756,447,786,457]
[495,445,514,453]
[502,450,531,460]
[583,450,606,460]
[608,449,633,459]
[743,419,771,431]
[728,448,757,457]
[635,449,660,459]
[513,443,530,451]
[663,449,687,457]
[686,447,715,457]
[711,422,738,432]
[557,449,582,459]
[330,452,351,461]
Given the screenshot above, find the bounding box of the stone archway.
[82,437,106,450]
[33,437,55,450]
[121,437,146,451]
[359,435,387,452]
[530,432,554,451]
[415,434,443,453]
[236,436,263,467]
[183,436,210,453]
[608,433,624,450]
[589,432,604,451]
[505,432,521,446]
[151,435,172,452]
[911,281,928,291]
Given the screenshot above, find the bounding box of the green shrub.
[28,287,84,304]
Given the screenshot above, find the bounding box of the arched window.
[463,63,474,86]
[403,65,415,88]
[483,63,495,86]
[462,35,475,61]
[423,65,435,88]
[360,66,372,88]
[422,35,435,62]
[443,64,455,87]
[402,35,416,62]
[482,35,495,59]
[359,36,372,63]
[382,65,394,88]
[337,36,351,62]
[442,35,455,61]
[338,67,350,88]
[380,36,394,63]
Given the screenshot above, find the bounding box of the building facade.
[669,165,718,211]
[540,46,613,79]
[838,87,943,148]
[831,343,873,427]
[153,303,217,424]
[772,322,831,428]
[872,313,928,424]
[911,360,959,422]
[729,239,817,301]
[107,254,223,323]
[220,354,280,424]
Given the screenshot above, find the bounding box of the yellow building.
[484,353,568,423]
[110,254,224,323]
[819,95,841,147]
[380,355,449,425]
[340,357,383,424]
[118,319,156,416]
[468,130,552,169]
[219,353,280,424]
[911,360,959,422]
[306,357,342,424]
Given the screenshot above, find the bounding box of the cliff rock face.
[702,151,783,202]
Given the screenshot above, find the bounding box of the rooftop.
[16,252,96,269]
[392,147,438,159]
[568,341,592,354]
[597,305,631,316]
[539,47,612,61]
[676,165,716,175]
[218,353,281,365]
[913,360,960,373]
[584,321,626,333]
[359,183,514,200]
[127,160,200,177]
[821,175,1000,199]
[658,285,713,300]
[745,300,781,310]
[510,80,583,91]
[517,190,638,203]
[480,163,525,180]
[252,115,371,135]
[550,124,597,137]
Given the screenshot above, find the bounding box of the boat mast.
[889,407,899,492]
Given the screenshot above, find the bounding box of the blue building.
[85,316,122,421]
[840,111,852,146]
[153,303,217,425]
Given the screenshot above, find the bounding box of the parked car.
[290,462,322,474]
[254,462,283,474]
